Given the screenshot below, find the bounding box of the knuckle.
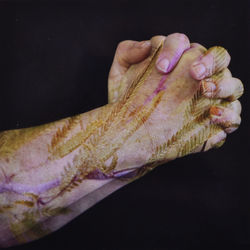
[190,42,201,47]
[231,100,242,114]
[150,35,166,49]
[222,68,232,77]
[224,116,241,134]
[207,46,226,56]
[190,42,207,52]
[117,40,132,51]
[171,32,189,43]
[210,46,227,52]
[223,49,231,63]
[236,78,244,91]
[206,46,231,72]
[151,35,166,41]
[116,40,136,63]
[215,47,231,66]
[233,77,244,100]
[223,110,241,131]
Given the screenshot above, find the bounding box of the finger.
[190,42,207,52]
[108,40,151,103]
[191,130,226,153]
[227,100,242,115]
[190,46,231,80]
[200,68,231,96]
[154,33,190,74]
[200,69,244,101]
[108,40,151,85]
[210,106,241,134]
[203,130,227,152]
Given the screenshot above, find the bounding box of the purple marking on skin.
[164,45,193,74]
[112,168,139,178]
[0,167,15,184]
[146,45,191,104]
[86,170,110,180]
[143,74,168,105]
[86,168,139,180]
[166,47,185,74]
[0,178,60,195]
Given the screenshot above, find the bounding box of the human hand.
[108,33,194,103]
[106,33,243,168]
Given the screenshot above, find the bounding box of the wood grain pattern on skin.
[0,42,230,247]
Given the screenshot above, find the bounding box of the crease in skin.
[0,178,60,195]
[86,167,139,180]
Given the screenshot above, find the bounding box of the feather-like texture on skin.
[0,42,234,247]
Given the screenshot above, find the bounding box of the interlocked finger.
[200,68,244,101]
[210,106,241,134]
[190,46,231,80]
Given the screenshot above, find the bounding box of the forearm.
[0,101,152,247]
[0,36,240,247]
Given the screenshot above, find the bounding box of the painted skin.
[0,34,243,247]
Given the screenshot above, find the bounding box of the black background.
[0,0,249,249]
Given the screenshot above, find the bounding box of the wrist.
[80,102,152,177]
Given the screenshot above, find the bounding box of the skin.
[0,33,243,247]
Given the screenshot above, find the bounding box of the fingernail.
[156,58,170,73]
[192,63,206,79]
[210,106,223,117]
[201,80,216,97]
